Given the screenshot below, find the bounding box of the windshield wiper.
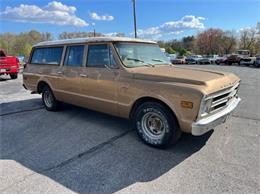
[151,59,164,62]
[126,58,155,67]
[152,59,171,65]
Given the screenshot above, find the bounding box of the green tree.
[182,36,195,52]
[178,48,187,56]
[0,30,53,58]
[166,47,176,54]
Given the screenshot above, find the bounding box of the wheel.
[228,61,232,65]
[216,61,220,65]
[133,102,181,148]
[42,85,60,111]
[10,73,18,79]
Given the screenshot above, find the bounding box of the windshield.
[236,50,250,56]
[114,43,171,68]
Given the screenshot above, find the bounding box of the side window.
[64,45,84,67]
[87,44,117,68]
[31,47,63,65]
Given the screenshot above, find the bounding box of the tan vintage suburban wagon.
[23,37,241,147]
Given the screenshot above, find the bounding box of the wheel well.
[130,97,179,124]
[37,81,49,94]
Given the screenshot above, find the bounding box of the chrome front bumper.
[192,97,241,136]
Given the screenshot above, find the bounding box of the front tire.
[42,85,59,111]
[133,102,181,148]
[10,73,18,79]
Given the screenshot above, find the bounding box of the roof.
[34,37,156,47]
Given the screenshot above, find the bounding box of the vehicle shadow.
[1,99,213,193]
[0,77,9,82]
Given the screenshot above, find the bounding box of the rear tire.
[10,73,18,79]
[42,85,59,111]
[133,102,181,148]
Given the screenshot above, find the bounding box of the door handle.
[80,74,87,77]
[57,71,63,74]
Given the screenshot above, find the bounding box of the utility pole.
[132,0,137,38]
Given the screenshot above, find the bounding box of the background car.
[185,55,202,64]
[207,55,219,64]
[255,54,260,67]
[0,49,19,79]
[171,56,186,64]
[226,54,241,65]
[17,56,25,64]
[239,56,256,66]
[215,55,228,65]
[163,52,176,62]
[197,55,211,64]
[226,50,252,65]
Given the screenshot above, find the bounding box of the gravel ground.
[0,64,259,193]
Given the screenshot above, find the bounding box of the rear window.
[0,50,6,57]
[31,47,63,65]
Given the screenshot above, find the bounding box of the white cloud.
[45,1,76,14]
[137,15,205,38]
[103,32,118,37]
[239,26,259,38]
[89,12,114,21]
[239,26,256,32]
[0,1,88,27]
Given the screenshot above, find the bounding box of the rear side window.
[87,44,116,68]
[0,50,6,57]
[31,47,63,65]
[64,45,84,67]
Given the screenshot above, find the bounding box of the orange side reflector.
[181,101,193,109]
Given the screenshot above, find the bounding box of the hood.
[129,65,240,94]
[243,56,256,60]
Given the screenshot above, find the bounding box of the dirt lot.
[0,65,259,193]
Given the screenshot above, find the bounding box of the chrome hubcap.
[141,112,166,139]
[43,90,53,108]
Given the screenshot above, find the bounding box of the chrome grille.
[208,82,239,113]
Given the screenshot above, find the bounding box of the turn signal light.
[181,101,193,109]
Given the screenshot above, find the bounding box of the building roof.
[34,37,156,47]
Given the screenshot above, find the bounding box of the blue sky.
[0,0,259,40]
